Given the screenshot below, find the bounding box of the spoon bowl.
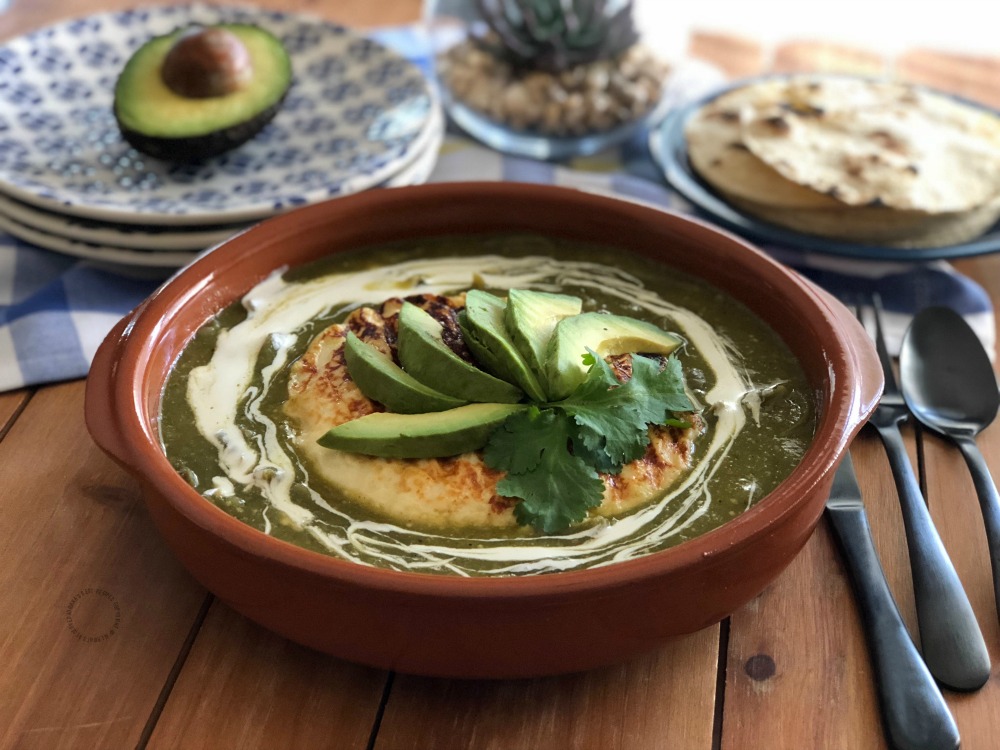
[901,308,999,433]
[900,305,1000,625]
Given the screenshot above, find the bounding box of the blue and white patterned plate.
[0,191,245,250]
[0,104,443,250]
[0,212,200,267]
[0,3,438,225]
[0,120,444,270]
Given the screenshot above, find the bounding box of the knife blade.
[825,452,959,750]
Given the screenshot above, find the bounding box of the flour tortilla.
[684,74,1000,246]
[684,85,843,209]
[740,78,1000,213]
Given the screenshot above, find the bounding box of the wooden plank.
[896,49,1000,109]
[0,389,31,439]
[923,428,1000,750]
[722,435,915,749]
[147,601,388,749]
[687,31,766,79]
[0,382,208,749]
[770,40,887,76]
[374,627,719,750]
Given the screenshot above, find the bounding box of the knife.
[825,452,960,750]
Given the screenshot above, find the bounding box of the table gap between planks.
[2,1,1000,748]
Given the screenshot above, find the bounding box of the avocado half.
[113,24,292,162]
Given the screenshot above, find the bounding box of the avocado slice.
[397,302,524,404]
[343,332,468,413]
[459,291,548,403]
[504,290,583,389]
[546,312,684,399]
[317,403,524,458]
[114,24,292,162]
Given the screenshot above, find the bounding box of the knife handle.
[826,505,960,750]
[874,421,990,691]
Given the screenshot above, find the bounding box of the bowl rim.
[94,181,871,598]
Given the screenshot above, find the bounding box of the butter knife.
[825,453,959,750]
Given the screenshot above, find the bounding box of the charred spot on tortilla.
[710,109,740,123]
[762,114,791,134]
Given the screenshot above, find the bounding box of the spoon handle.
[954,433,1000,625]
[874,422,991,691]
[827,505,960,750]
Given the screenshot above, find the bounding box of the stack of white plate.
[0,4,443,273]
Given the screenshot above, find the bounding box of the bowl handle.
[810,283,884,430]
[84,307,143,471]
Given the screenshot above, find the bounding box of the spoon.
[900,306,1000,627]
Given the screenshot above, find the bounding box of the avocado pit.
[161,26,253,99]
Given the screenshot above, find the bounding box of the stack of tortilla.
[684,75,1000,247]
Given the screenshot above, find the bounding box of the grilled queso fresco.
[285,293,704,532]
[159,235,816,576]
[685,75,1000,247]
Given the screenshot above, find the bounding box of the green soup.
[160,234,816,576]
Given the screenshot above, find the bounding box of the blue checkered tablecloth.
[0,27,994,392]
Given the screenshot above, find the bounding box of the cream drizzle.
[185,255,762,576]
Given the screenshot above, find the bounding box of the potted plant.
[428,0,669,159]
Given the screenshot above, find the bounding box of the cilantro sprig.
[483,350,695,534]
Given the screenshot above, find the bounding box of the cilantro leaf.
[485,408,605,533]
[482,406,550,474]
[628,355,695,421]
[558,352,696,474]
[482,349,697,535]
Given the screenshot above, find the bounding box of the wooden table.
[2,2,999,748]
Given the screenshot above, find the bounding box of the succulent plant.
[473,0,640,74]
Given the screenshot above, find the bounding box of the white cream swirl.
[185,254,766,576]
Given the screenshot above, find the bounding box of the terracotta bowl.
[85,182,882,679]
